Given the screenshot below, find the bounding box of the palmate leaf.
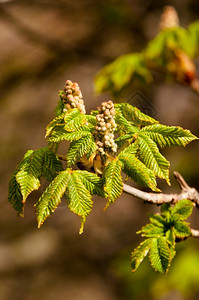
[35,169,70,228]
[171,199,194,220]
[74,170,105,197]
[47,127,91,143]
[115,103,158,127]
[67,134,94,167]
[141,124,197,148]
[67,171,93,234]
[137,134,170,184]
[131,239,152,272]
[149,237,171,274]
[119,152,159,191]
[103,159,123,207]
[15,149,44,203]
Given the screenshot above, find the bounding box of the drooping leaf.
[141,124,197,148]
[35,169,70,228]
[103,159,123,207]
[131,238,152,272]
[8,170,24,216]
[74,170,105,197]
[171,199,194,220]
[55,96,65,117]
[149,237,171,274]
[15,149,44,203]
[48,127,91,143]
[67,134,93,167]
[137,134,170,184]
[119,152,159,191]
[67,172,93,234]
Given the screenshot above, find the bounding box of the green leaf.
[35,169,70,228]
[45,113,65,138]
[174,221,191,238]
[67,134,93,167]
[74,170,105,197]
[166,228,176,247]
[48,128,91,143]
[149,237,171,274]
[171,199,194,220]
[55,97,65,117]
[141,124,198,148]
[138,223,164,238]
[94,53,152,94]
[8,171,24,216]
[42,148,63,181]
[149,214,165,227]
[119,152,159,191]
[103,159,123,207]
[115,103,158,127]
[64,112,87,132]
[15,149,44,203]
[67,172,93,234]
[137,134,170,184]
[131,239,152,272]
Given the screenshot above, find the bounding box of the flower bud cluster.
[61,80,86,114]
[95,100,117,155]
[159,6,179,31]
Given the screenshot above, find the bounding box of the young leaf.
[173,221,191,238]
[141,124,198,148]
[64,112,87,132]
[119,152,159,191]
[138,223,164,238]
[73,170,105,197]
[103,159,123,207]
[131,238,152,272]
[149,237,171,274]
[42,148,63,181]
[15,149,44,203]
[115,103,158,127]
[55,97,65,117]
[137,134,170,184]
[46,113,65,138]
[67,134,93,167]
[171,199,194,220]
[35,169,70,228]
[149,214,165,227]
[166,228,176,247]
[48,127,91,143]
[67,172,93,234]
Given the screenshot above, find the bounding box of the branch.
[123,171,199,206]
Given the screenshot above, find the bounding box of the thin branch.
[58,155,67,161]
[123,171,199,206]
[191,228,199,238]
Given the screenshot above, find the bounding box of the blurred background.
[1,0,199,299]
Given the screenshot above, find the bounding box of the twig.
[123,171,199,206]
[58,155,67,161]
[191,228,199,238]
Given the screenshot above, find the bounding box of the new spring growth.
[61,80,86,114]
[95,100,117,155]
